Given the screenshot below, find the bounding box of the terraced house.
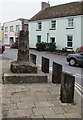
[29,1,83,51]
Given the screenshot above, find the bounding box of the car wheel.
[69,59,76,66]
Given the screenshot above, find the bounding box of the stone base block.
[3,73,48,84]
[11,61,37,73]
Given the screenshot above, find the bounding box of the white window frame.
[16,25,20,32]
[5,27,8,32]
[37,35,41,43]
[10,26,14,32]
[66,35,73,48]
[50,20,56,29]
[37,22,42,30]
[67,18,74,28]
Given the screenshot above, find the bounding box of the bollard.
[52,62,62,84]
[41,57,49,73]
[60,72,75,103]
[30,53,36,65]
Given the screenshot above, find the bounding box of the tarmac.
[0,57,82,119]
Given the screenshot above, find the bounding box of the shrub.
[36,42,46,51]
[62,47,67,52]
[46,42,56,52]
[36,42,56,52]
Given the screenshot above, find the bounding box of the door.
[10,37,14,47]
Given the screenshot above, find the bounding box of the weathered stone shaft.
[17,30,29,61]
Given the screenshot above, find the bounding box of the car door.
[79,52,83,65]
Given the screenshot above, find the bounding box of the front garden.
[36,42,75,56]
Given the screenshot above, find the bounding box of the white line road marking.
[75,82,83,97]
[75,87,83,98]
[74,74,83,78]
[75,82,83,89]
[75,84,83,93]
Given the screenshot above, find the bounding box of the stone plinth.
[11,61,37,73]
[3,72,47,84]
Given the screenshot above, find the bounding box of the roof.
[29,1,83,21]
[3,18,28,24]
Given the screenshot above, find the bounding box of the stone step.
[3,72,48,84]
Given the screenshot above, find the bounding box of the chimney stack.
[41,2,50,10]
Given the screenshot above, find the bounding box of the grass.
[71,101,77,105]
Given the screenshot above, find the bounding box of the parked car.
[0,41,5,53]
[10,40,18,49]
[66,52,83,66]
[76,46,83,53]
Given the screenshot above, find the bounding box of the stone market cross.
[3,29,47,84]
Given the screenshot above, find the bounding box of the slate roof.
[29,1,83,21]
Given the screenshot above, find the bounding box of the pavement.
[0,58,82,119]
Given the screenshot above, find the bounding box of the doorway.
[10,37,14,47]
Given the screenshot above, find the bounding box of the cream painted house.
[29,1,83,51]
[0,23,3,41]
[3,18,28,46]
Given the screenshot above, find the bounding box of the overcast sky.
[0,0,81,24]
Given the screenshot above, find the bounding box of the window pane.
[37,35,41,43]
[68,18,74,28]
[67,42,72,47]
[5,27,8,32]
[51,21,56,29]
[38,22,42,30]
[68,36,72,41]
[67,35,73,47]
[50,37,55,43]
[10,26,14,32]
[16,25,20,31]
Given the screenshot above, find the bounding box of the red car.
[76,46,83,53]
[0,41,5,53]
[10,40,18,49]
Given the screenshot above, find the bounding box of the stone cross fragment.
[17,30,29,61]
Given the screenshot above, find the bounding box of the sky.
[0,0,81,24]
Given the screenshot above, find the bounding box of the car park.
[0,41,5,53]
[66,52,83,66]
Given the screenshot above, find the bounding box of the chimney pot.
[41,2,50,10]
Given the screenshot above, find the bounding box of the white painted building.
[29,1,83,51]
[3,18,28,46]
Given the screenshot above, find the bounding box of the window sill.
[50,28,56,30]
[36,29,42,31]
[66,27,74,29]
[66,47,73,49]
